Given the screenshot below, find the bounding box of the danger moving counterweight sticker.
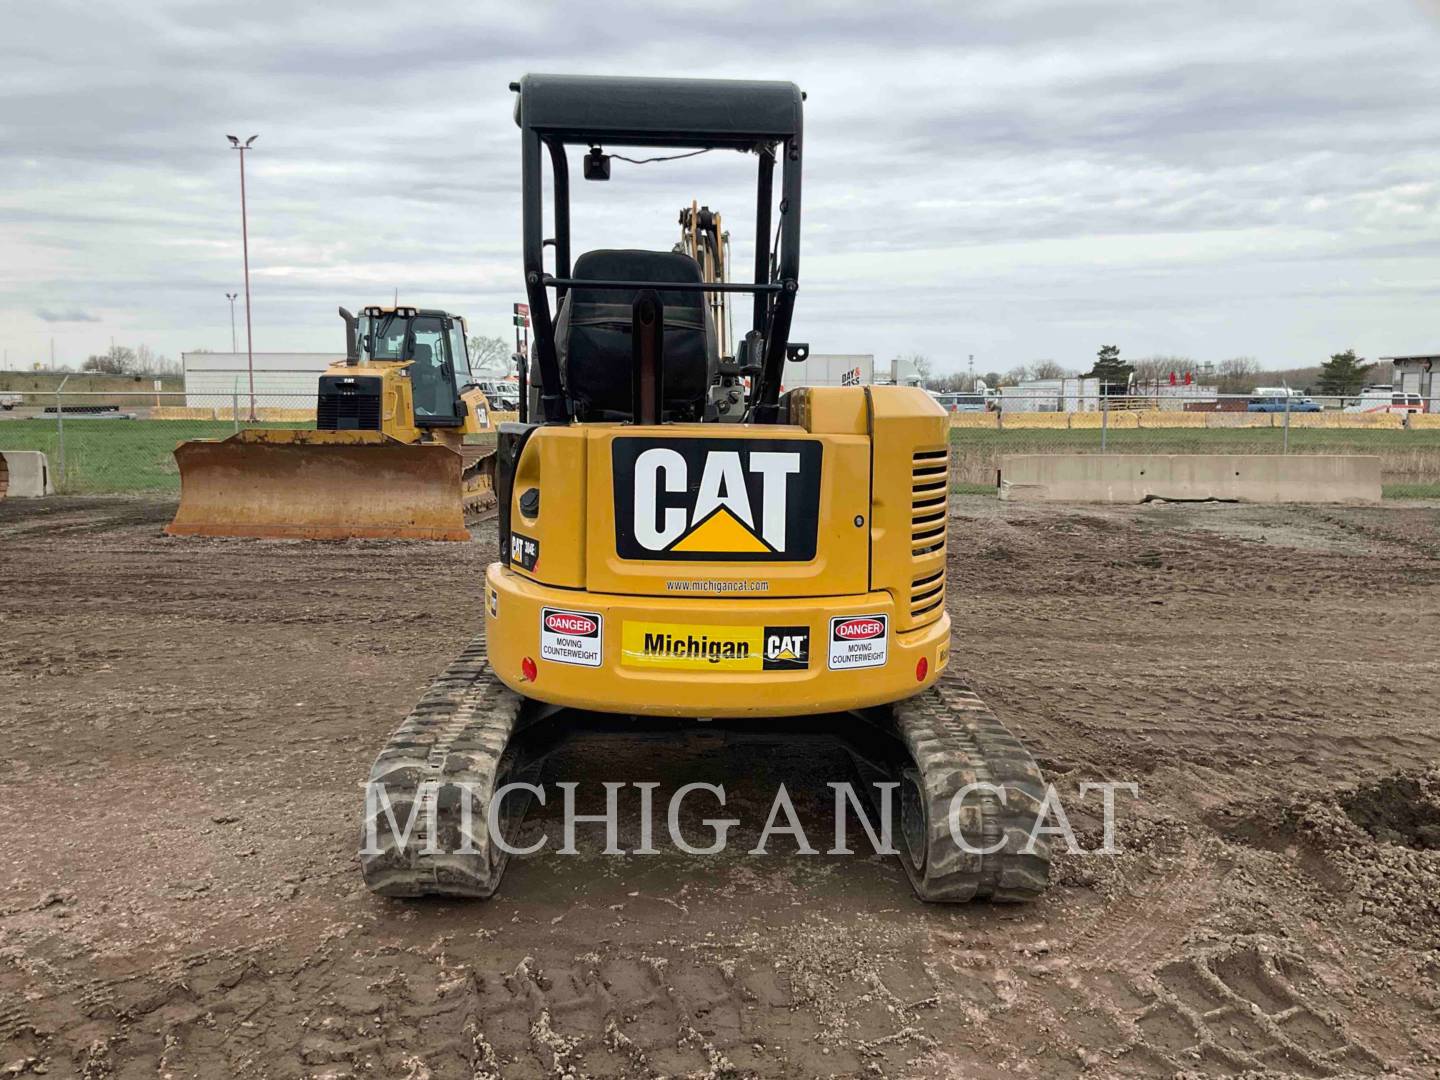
[540,607,603,667]
[828,614,889,670]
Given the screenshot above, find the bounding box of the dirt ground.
[2,495,1439,1079]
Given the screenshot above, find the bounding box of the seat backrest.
[549,249,716,422]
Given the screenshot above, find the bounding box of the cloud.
[36,308,101,323]
[1,0,1439,369]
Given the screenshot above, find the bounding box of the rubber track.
[358,637,532,898]
[359,642,1049,903]
[873,673,1052,902]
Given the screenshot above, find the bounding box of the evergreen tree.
[1084,344,1133,390]
[1316,349,1371,396]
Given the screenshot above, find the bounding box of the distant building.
[1381,355,1438,413]
[999,377,1100,413]
[181,352,337,407]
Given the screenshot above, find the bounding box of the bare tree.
[1215,356,1261,393]
[926,372,968,393]
[82,345,137,374]
[468,334,511,374]
[1131,355,1195,388]
[134,344,180,376]
[81,343,180,377]
[1001,364,1031,386]
[1031,360,1070,380]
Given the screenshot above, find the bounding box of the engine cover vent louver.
[909,448,948,621]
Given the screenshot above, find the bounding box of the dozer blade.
[166,428,472,541]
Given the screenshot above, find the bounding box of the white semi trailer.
[777,352,874,391]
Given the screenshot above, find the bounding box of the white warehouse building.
[181,352,338,407]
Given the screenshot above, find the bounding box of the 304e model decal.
[612,438,821,561]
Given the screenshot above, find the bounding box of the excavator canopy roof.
[512,73,802,148]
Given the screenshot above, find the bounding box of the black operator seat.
[550,249,717,422]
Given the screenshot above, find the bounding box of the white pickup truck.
[0,393,21,411]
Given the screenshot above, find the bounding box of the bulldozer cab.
[348,305,474,427]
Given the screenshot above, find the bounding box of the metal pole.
[232,377,240,433]
[226,292,238,353]
[55,373,71,490]
[1283,391,1290,453]
[232,140,258,422]
[1101,392,1109,452]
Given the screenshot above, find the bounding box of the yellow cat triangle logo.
[670,507,771,554]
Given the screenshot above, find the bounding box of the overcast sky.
[4,0,1439,376]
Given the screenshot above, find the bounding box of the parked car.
[1248,394,1321,413]
[470,379,520,412]
[0,393,21,411]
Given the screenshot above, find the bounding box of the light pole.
[227,134,258,420]
[225,292,238,353]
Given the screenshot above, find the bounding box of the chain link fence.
[0,389,320,494]
[0,387,1437,498]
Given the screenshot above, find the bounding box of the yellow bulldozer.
[358,74,1051,903]
[166,305,497,541]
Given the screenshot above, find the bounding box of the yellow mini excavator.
[359,74,1052,903]
[167,306,496,541]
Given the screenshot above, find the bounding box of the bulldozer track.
[359,637,537,897]
[856,674,1052,902]
[461,452,498,523]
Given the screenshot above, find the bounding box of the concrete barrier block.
[1288,412,1403,430]
[1137,411,1208,428]
[948,412,1000,430]
[999,454,1381,504]
[1206,413,1273,428]
[1065,411,1129,429]
[0,451,55,497]
[1001,412,1072,430]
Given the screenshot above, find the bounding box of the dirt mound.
[1288,768,1440,948]
[1340,772,1440,850]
